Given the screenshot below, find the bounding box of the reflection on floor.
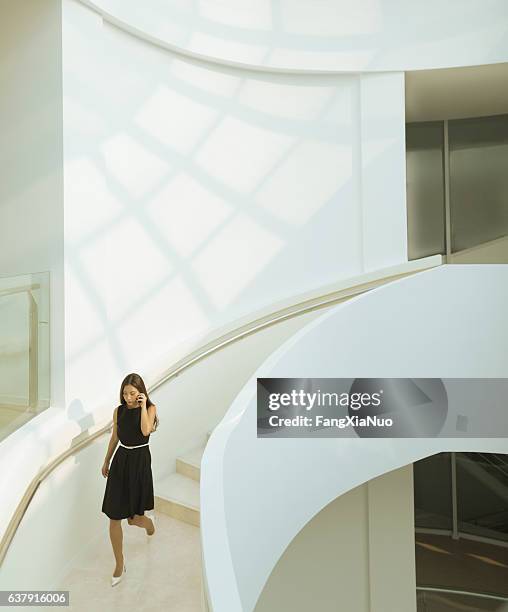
[56,511,202,611]
[416,532,508,610]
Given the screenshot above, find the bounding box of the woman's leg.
[127,514,154,535]
[109,519,124,576]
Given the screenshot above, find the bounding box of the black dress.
[101,403,154,520]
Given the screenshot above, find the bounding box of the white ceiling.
[405,62,508,122]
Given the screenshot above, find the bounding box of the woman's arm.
[140,404,157,436]
[104,407,119,464]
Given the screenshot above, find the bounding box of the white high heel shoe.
[111,562,126,587]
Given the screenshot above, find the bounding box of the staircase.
[153,431,211,526]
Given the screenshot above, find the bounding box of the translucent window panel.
[449,114,508,252]
[406,122,446,260]
[456,452,508,543]
[413,452,452,530]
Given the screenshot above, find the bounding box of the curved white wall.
[254,464,415,612]
[201,264,508,612]
[80,0,508,72]
[62,0,406,411]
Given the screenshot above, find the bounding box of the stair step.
[155,473,200,527]
[176,445,206,482]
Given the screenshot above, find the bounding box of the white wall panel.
[0,0,65,410]
[62,0,406,409]
[361,72,408,269]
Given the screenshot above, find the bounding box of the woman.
[101,372,159,586]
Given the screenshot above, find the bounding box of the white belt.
[119,442,149,449]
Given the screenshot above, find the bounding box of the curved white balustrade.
[79,0,508,72]
[201,264,508,612]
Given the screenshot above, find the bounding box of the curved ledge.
[0,256,441,568]
[201,264,508,612]
[76,0,508,74]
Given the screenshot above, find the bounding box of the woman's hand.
[101,461,110,478]
[136,393,147,409]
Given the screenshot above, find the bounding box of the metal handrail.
[416,527,508,549]
[0,283,40,298]
[0,259,441,567]
[417,586,508,602]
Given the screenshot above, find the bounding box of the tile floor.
[56,511,202,611]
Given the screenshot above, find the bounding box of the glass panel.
[417,590,508,611]
[414,452,452,530]
[415,530,508,600]
[456,452,508,543]
[449,114,508,255]
[0,271,50,443]
[406,121,446,260]
[0,292,30,404]
[415,452,508,611]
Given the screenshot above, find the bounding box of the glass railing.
[0,271,50,444]
[414,451,453,531]
[414,452,508,610]
[456,452,508,543]
[415,452,508,543]
[417,587,508,611]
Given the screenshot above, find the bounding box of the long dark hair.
[119,373,159,432]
